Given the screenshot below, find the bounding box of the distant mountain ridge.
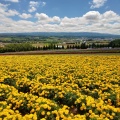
[0,32,120,38]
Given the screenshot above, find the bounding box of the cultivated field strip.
[0,55,120,120]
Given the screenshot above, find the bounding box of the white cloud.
[19,13,32,19]
[7,9,19,16]
[29,1,38,7]
[41,2,46,7]
[5,0,19,3]
[52,16,61,23]
[35,13,61,23]
[60,17,80,28]
[103,10,117,18]
[90,0,107,9]
[0,3,19,16]
[0,3,8,13]
[28,7,36,13]
[28,1,46,13]
[101,11,120,24]
[17,20,34,26]
[0,8,120,34]
[35,13,49,20]
[28,1,38,13]
[83,11,101,21]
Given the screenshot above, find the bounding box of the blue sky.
[0,0,120,34]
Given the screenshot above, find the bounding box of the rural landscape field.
[0,54,120,120]
[0,0,120,120]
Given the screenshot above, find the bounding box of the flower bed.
[0,55,120,120]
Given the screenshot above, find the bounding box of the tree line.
[0,43,34,53]
[0,39,120,53]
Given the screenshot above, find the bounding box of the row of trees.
[108,39,120,48]
[0,39,120,53]
[0,43,34,53]
[0,43,100,53]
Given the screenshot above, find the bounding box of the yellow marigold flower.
[86,113,89,116]
[48,106,51,110]
[40,118,46,120]
[47,112,50,116]
[111,112,115,116]
[30,109,35,113]
[92,103,96,108]
[43,104,47,109]
[89,110,92,114]
[15,110,19,114]
[56,116,60,120]
[36,107,40,111]
[41,111,45,116]
[6,106,11,109]
[80,106,84,111]
[109,115,113,119]
[106,113,110,117]
[64,110,69,115]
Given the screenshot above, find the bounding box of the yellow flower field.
[0,55,120,120]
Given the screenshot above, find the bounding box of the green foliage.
[81,43,88,49]
[0,43,35,53]
[109,39,120,48]
[5,43,34,51]
[3,78,16,87]
[62,92,78,106]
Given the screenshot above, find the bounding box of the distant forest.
[0,39,120,53]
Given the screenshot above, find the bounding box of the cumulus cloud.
[60,17,80,28]
[17,20,34,26]
[83,11,101,21]
[5,9,19,16]
[28,1,39,12]
[0,6,120,34]
[35,13,49,20]
[103,10,118,18]
[0,3,19,16]
[35,13,61,23]
[5,0,19,3]
[28,7,36,13]
[90,0,107,9]
[52,16,61,23]
[0,3,8,13]
[29,1,38,7]
[101,11,120,24]
[19,13,32,19]
[28,1,46,13]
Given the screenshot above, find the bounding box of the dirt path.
[0,49,120,55]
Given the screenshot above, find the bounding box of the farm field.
[0,55,120,120]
